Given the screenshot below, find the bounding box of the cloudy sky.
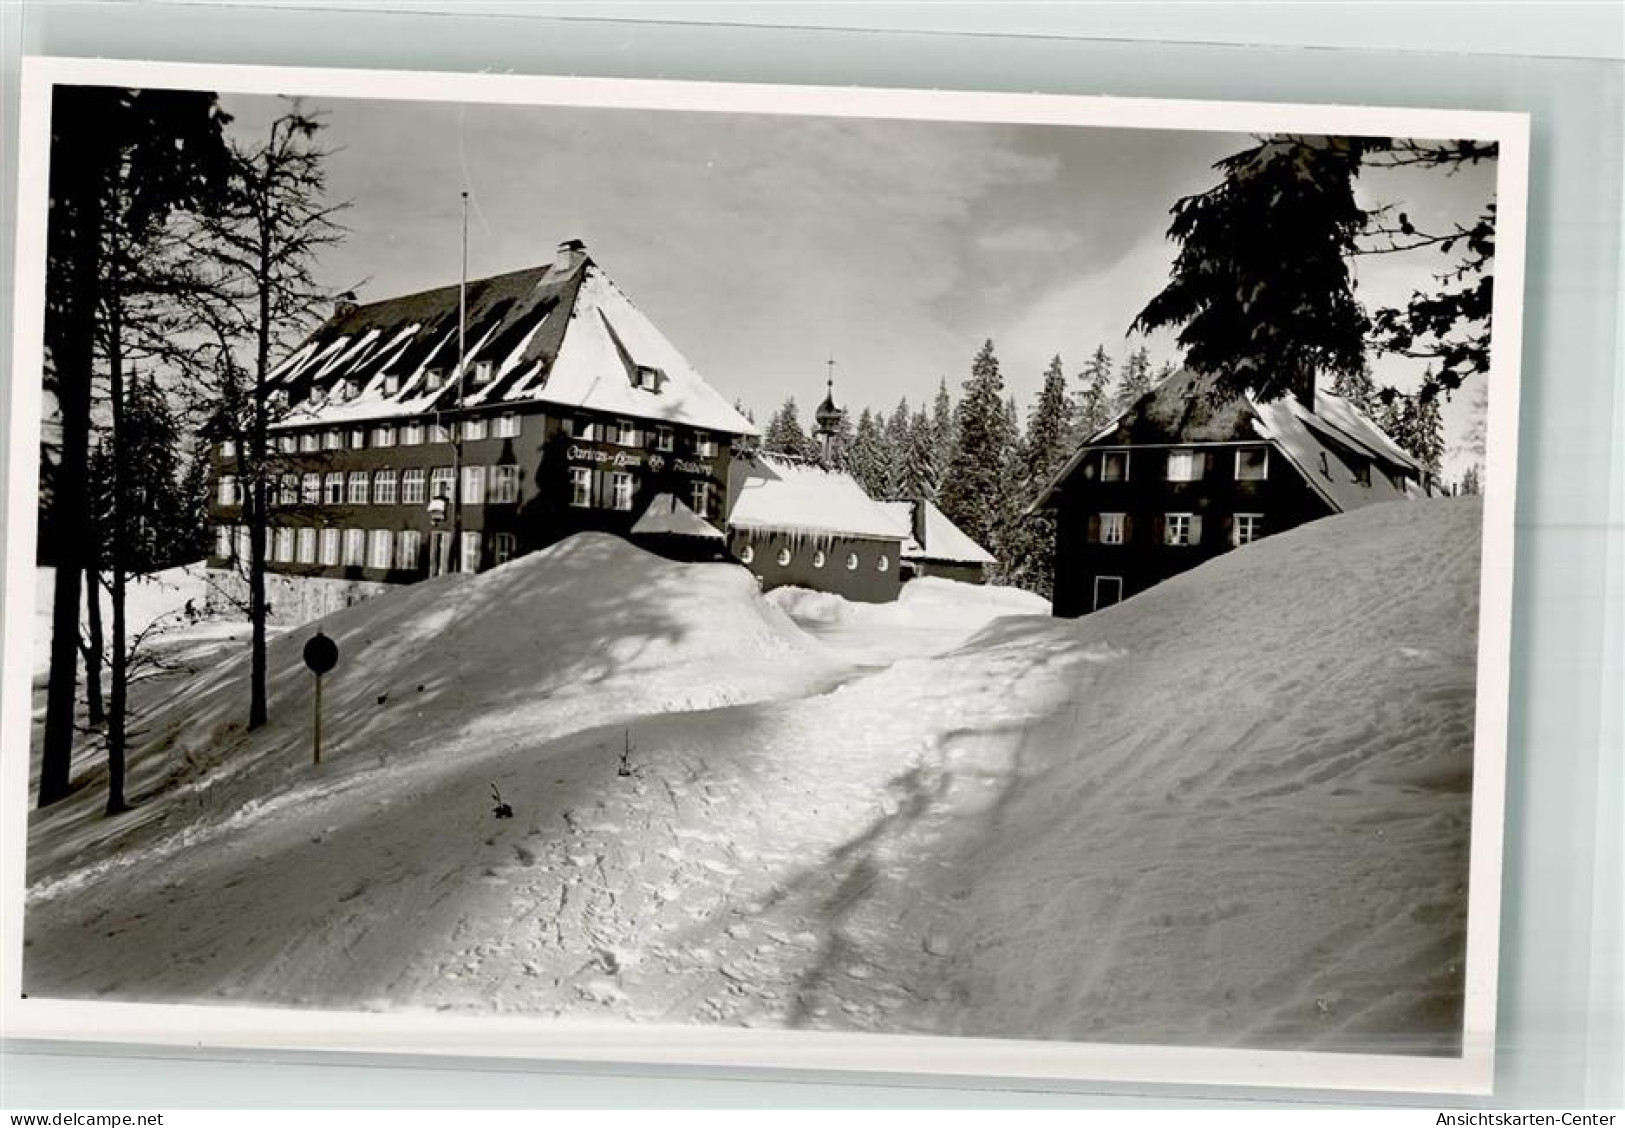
[220,91,1496,473]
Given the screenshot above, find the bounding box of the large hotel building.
[206,240,757,621]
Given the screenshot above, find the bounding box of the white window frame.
[274,527,296,563]
[1166,449,1200,482]
[1100,512,1126,545]
[610,471,634,512]
[279,474,299,506]
[323,430,343,451]
[372,425,396,448]
[296,527,317,564]
[1165,512,1196,547]
[615,418,638,446]
[430,467,456,502]
[217,474,239,506]
[400,468,426,505]
[462,465,486,505]
[565,417,596,442]
[430,421,451,443]
[348,428,366,450]
[739,544,755,565]
[401,422,424,446]
[1101,450,1129,482]
[695,430,716,458]
[473,360,495,386]
[346,471,370,505]
[220,438,237,458]
[1233,513,1264,547]
[320,528,341,566]
[812,549,826,569]
[300,432,320,453]
[1235,448,1274,484]
[278,435,297,454]
[495,414,520,438]
[323,473,343,504]
[492,532,517,566]
[343,528,366,567]
[367,528,393,570]
[373,470,398,506]
[570,467,593,508]
[397,529,423,572]
[776,546,792,567]
[491,464,520,504]
[877,554,890,573]
[462,417,488,442]
[459,531,481,573]
[655,426,674,453]
[234,525,251,563]
[690,480,714,520]
[845,551,859,571]
[215,526,232,559]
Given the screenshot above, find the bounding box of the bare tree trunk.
[106,278,130,816]
[82,564,105,729]
[247,214,271,731]
[38,124,105,808]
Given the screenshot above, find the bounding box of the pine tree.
[901,408,938,500]
[847,408,886,496]
[763,397,816,459]
[881,399,912,499]
[1376,388,1445,480]
[1331,363,1380,415]
[939,341,1017,567]
[931,378,956,482]
[1114,346,1154,414]
[1073,344,1116,439]
[1005,356,1075,597]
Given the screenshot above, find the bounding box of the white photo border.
[0,55,1530,1097]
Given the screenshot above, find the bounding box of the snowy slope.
[25,502,1482,1056]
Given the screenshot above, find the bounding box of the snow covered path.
[25,503,1482,1054]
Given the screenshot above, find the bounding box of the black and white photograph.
[2,60,1527,1093]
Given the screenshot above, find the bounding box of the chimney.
[334,290,359,319]
[911,498,927,550]
[1296,368,1317,412]
[554,238,587,274]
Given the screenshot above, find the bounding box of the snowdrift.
[802,497,1483,1053]
[25,535,842,888]
[25,503,1484,1058]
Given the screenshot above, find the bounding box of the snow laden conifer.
[1114,346,1155,415]
[931,378,956,482]
[1073,344,1116,441]
[846,408,887,497]
[882,399,912,500]
[1331,363,1380,415]
[762,397,818,460]
[900,407,939,500]
[1004,355,1075,598]
[939,341,1018,572]
[1377,386,1446,480]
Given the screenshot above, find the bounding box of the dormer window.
[1100,450,1129,482]
[633,365,662,391]
[424,368,444,392]
[382,373,401,396]
[339,379,358,402]
[473,360,495,387]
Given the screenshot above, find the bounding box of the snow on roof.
[630,493,724,540]
[1031,367,1427,513]
[1250,390,1427,513]
[266,249,756,436]
[876,500,996,565]
[728,454,904,542]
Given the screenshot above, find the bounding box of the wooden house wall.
[207,407,732,583]
[1050,441,1334,618]
[728,528,903,604]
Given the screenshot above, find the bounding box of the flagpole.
[450,190,468,571]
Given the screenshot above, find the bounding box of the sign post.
[302,630,339,766]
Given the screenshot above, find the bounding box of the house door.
[1092,575,1123,611]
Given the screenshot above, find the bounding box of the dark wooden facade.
[1039,368,1430,618]
[207,407,731,582]
[728,527,904,604]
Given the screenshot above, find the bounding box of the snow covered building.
[877,499,996,585]
[1034,367,1436,618]
[725,453,907,604]
[206,240,756,621]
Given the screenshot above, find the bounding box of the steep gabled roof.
[631,493,724,540]
[876,500,996,565]
[1032,366,1428,512]
[728,453,904,542]
[267,248,757,436]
